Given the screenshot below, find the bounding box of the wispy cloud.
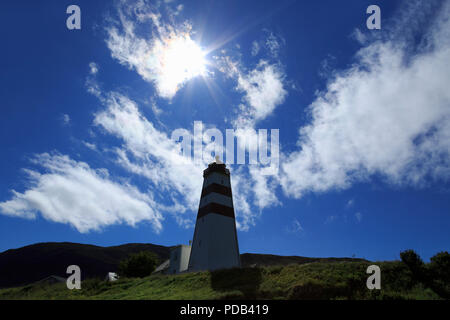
[235,60,287,127]
[210,29,289,215]
[212,39,287,214]
[324,215,338,224]
[287,218,304,233]
[92,90,258,230]
[250,30,285,59]
[61,114,71,126]
[93,92,204,209]
[251,40,260,56]
[82,141,97,151]
[346,199,354,208]
[215,33,288,128]
[0,153,163,233]
[89,62,99,75]
[264,31,284,58]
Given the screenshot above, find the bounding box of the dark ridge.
[0,242,171,288]
[240,253,368,267]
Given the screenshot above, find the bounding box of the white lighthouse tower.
[188,156,241,271]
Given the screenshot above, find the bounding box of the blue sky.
[1,0,449,262]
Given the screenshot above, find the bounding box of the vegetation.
[400,250,450,299]
[0,253,446,300]
[118,251,160,278]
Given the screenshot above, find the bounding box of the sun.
[165,36,207,79]
[152,34,207,98]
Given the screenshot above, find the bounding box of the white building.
[105,272,119,282]
[187,160,241,271]
[154,159,241,274]
[167,245,191,274]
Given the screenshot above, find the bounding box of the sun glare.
[153,34,207,97]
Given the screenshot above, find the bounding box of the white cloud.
[355,212,362,223]
[175,4,184,15]
[318,54,337,79]
[214,56,286,212]
[94,92,204,209]
[280,3,450,198]
[236,60,287,125]
[61,114,70,126]
[212,40,288,213]
[346,199,354,208]
[92,91,260,230]
[150,98,163,116]
[249,166,280,209]
[0,153,163,233]
[89,62,99,75]
[230,60,286,210]
[324,215,337,224]
[251,41,260,56]
[229,167,253,231]
[265,31,283,58]
[352,28,367,45]
[82,141,97,151]
[287,218,304,233]
[214,42,287,128]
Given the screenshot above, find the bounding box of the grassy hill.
[1,242,446,300]
[0,242,364,288]
[0,260,442,300]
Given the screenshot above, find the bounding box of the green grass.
[0,261,443,300]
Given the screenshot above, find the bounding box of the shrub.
[429,251,450,283]
[428,251,450,299]
[288,280,348,300]
[118,251,159,278]
[400,250,424,271]
[400,249,450,299]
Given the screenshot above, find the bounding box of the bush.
[118,251,159,278]
[400,250,424,271]
[428,251,450,298]
[400,249,450,299]
[429,251,450,283]
[400,250,426,281]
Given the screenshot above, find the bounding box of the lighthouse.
[188,156,241,271]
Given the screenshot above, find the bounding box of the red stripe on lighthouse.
[197,202,235,219]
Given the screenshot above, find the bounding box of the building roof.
[153,259,170,274]
[203,162,230,177]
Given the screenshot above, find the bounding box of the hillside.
[0,261,442,300]
[0,242,171,288]
[0,242,365,288]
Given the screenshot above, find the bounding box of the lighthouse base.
[188,213,241,271]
